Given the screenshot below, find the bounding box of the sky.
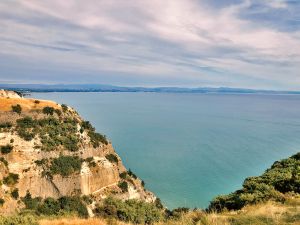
[0,0,299,90]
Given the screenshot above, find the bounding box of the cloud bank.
[0,0,299,90]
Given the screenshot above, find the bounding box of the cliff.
[0,91,155,215]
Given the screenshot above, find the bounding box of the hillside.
[0,90,155,216]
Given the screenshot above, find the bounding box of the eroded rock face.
[0,89,22,99]
[0,92,155,214]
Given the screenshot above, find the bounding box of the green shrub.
[0,144,13,154]
[209,152,300,211]
[22,191,41,210]
[0,157,8,166]
[88,131,108,147]
[3,173,19,186]
[50,155,82,177]
[128,169,137,179]
[11,188,19,199]
[0,122,12,129]
[55,109,62,116]
[95,197,163,224]
[105,154,118,164]
[0,198,4,206]
[42,106,55,115]
[119,172,127,179]
[58,196,88,218]
[11,104,22,114]
[61,104,68,112]
[0,214,38,225]
[118,181,128,192]
[37,197,60,215]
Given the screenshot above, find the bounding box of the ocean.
[31,92,300,209]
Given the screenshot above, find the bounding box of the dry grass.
[40,217,107,225]
[39,199,300,225]
[0,97,60,112]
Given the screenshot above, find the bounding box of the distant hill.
[1,84,300,94]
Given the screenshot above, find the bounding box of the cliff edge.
[0,91,155,215]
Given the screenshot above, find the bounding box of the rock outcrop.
[0,91,155,215]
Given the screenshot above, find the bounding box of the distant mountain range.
[1,83,300,95]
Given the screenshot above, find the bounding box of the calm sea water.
[31,92,300,209]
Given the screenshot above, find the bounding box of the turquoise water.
[31,92,300,209]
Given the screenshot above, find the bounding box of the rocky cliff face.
[0,91,155,215]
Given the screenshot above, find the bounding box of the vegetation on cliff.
[209,152,300,212]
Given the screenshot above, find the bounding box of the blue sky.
[0,0,299,90]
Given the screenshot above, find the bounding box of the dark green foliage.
[0,198,4,206]
[11,104,22,114]
[55,109,62,116]
[16,116,80,151]
[81,121,94,131]
[119,172,127,179]
[22,191,42,210]
[61,104,68,112]
[37,197,60,215]
[49,155,82,177]
[17,116,36,128]
[22,192,88,218]
[3,173,19,186]
[141,180,145,187]
[11,188,19,199]
[58,196,88,218]
[0,157,8,166]
[105,154,118,163]
[155,198,164,209]
[128,169,137,179]
[0,122,12,129]
[118,181,128,192]
[95,197,163,224]
[88,131,108,147]
[80,120,108,147]
[42,106,55,115]
[0,144,13,154]
[209,152,300,211]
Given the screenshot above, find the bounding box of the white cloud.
[0,0,299,89]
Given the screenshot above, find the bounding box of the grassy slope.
[38,197,300,225]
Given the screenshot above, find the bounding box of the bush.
[37,197,60,215]
[105,154,118,164]
[95,197,163,224]
[50,155,82,177]
[34,100,40,104]
[42,106,55,115]
[0,157,8,166]
[0,144,13,154]
[11,188,19,199]
[128,169,137,179]
[209,152,300,211]
[58,196,88,218]
[118,181,128,193]
[119,172,127,179]
[12,104,22,114]
[0,215,38,225]
[0,198,4,206]
[3,173,19,186]
[61,104,68,112]
[0,122,12,129]
[22,191,41,210]
[88,131,108,147]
